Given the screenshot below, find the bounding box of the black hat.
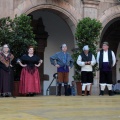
[102,42,109,46]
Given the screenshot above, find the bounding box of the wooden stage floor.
[0,95,120,120]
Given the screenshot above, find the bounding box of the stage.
[0,96,120,120]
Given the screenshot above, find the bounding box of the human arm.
[10,54,14,67]
[112,51,116,67]
[69,55,74,69]
[77,55,85,66]
[96,51,100,64]
[50,53,60,68]
[89,55,96,66]
[17,59,27,67]
[35,59,43,67]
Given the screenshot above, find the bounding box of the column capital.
[82,0,100,8]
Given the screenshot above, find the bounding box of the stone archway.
[16,3,77,95]
[13,0,81,35]
[98,5,120,28]
[98,5,120,42]
[31,9,76,95]
[25,6,77,37]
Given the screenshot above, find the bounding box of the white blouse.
[97,50,116,67]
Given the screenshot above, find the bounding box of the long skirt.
[0,68,14,95]
[19,67,41,94]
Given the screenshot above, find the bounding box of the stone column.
[82,0,100,19]
[32,17,49,95]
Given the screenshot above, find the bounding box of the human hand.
[87,61,91,65]
[69,67,71,70]
[10,64,13,67]
[22,64,27,67]
[35,64,40,67]
[55,64,60,68]
[40,60,43,64]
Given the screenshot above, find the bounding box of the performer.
[97,42,116,96]
[50,44,73,96]
[77,45,96,96]
[17,46,42,96]
[0,44,14,97]
[113,80,120,94]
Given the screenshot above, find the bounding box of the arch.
[25,4,77,25]
[27,8,76,95]
[100,17,120,43]
[98,5,120,42]
[98,5,120,27]
[25,4,77,35]
[12,0,82,95]
[13,1,82,35]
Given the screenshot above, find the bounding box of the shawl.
[0,52,14,67]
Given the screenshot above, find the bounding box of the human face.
[62,46,67,52]
[28,48,34,54]
[3,44,9,53]
[102,44,109,51]
[84,50,89,55]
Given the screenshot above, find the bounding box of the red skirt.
[19,67,41,94]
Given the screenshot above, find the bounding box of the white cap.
[61,44,67,48]
[83,45,89,51]
[3,44,9,48]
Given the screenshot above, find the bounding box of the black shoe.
[1,93,10,97]
[0,94,4,98]
[30,93,35,97]
[99,90,104,96]
[65,93,69,96]
[109,90,114,96]
[57,92,61,96]
[26,94,30,97]
[5,95,10,97]
[87,91,90,96]
[82,91,85,96]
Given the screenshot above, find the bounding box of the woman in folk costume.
[77,45,96,96]
[0,44,14,97]
[18,46,43,96]
[97,42,116,96]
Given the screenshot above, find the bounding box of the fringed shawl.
[0,52,14,67]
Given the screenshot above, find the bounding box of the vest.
[80,52,92,62]
[99,49,113,69]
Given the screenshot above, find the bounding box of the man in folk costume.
[97,42,116,96]
[77,45,96,96]
[50,44,73,96]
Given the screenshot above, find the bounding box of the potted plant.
[72,17,102,95]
